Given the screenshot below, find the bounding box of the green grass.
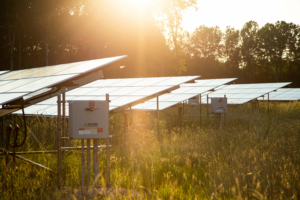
[1,102,300,199]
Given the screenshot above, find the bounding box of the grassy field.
[1,101,300,199]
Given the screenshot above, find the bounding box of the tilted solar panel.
[131,78,237,110]
[0,55,127,117]
[200,82,291,104]
[13,76,200,116]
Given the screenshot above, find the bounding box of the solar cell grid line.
[12,76,201,116]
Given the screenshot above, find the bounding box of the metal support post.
[156,96,159,139]
[218,113,221,130]
[106,94,111,188]
[106,137,110,188]
[178,106,182,135]
[93,139,99,188]
[124,112,128,135]
[57,94,62,190]
[224,113,227,129]
[4,115,9,165]
[62,92,66,147]
[199,94,202,128]
[268,93,269,112]
[1,117,3,149]
[81,139,85,195]
[13,115,16,164]
[207,95,209,129]
[214,113,216,130]
[87,139,91,190]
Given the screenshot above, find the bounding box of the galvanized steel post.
[207,95,209,129]
[62,91,66,147]
[268,93,270,111]
[199,94,202,128]
[57,94,62,190]
[87,139,91,190]
[156,96,159,139]
[106,94,111,188]
[81,139,85,193]
[1,116,3,149]
[93,138,99,188]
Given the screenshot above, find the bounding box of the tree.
[189,25,223,60]
[160,0,197,75]
[257,21,292,82]
[241,21,259,82]
[224,26,241,78]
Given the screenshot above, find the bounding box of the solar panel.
[258,88,300,101]
[0,55,127,117]
[0,56,125,104]
[200,82,291,104]
[0,93,28,104]
[13,76,200,116]
[131,78,237,110]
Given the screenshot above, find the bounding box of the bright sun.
[122,0,160,12]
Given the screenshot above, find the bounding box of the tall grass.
[1,102,300,199]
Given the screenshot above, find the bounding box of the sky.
[182,0,300,33]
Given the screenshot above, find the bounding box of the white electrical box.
[69,100,109,139]
[188,95,200,105]
[211,97,227,113]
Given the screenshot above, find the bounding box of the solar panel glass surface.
[13,76,200,116]
[132,78,237,110]
[0,56,127,107]
[201,82,291,104]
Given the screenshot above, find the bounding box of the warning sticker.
[79,128,84,135]
[89,101,95,107]
[79,128,99,135]
[84,128,91,134]
[97,128,103,133]
[91,128,97,134]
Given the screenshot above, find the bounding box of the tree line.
[184,21,300,86]
[0,0,299,86]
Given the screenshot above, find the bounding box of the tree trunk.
[18,31,21,70]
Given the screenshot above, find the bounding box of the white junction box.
[211,97,227,113]
[69,100,109,139]
[188,95,200,105]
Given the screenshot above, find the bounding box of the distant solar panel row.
[132,78,237,110]
[200,82,291,104]
[258,88,300,101]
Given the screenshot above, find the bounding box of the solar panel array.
[201,82,291,104]
[131,78,237,110]
[258,88,300,101]
[0,56,126,105]
[14,76,200,116]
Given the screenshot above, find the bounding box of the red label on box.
[97,128,103,132]
[89,101,95,107]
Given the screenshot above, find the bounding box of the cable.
[7,105,27,148]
